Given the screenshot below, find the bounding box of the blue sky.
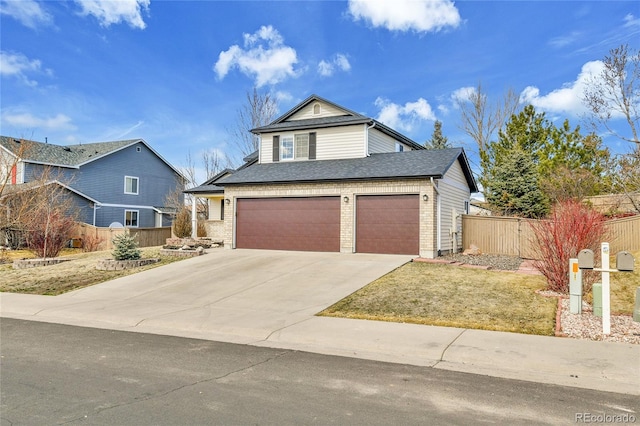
[1,0,638,185]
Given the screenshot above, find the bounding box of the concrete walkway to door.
[1,249,638,396]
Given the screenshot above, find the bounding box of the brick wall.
[223,179,439,258]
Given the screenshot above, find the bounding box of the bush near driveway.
[320,262,557,336]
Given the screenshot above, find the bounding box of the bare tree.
[228,87,279,160]
[583,44,640,212]
[583,44,639,149]
[456,82,520,155]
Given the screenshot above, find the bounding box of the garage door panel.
[236,197,340,252]
[356,195,419,255]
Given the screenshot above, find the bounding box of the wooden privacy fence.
[74,224,171,250]
[462,214,640,259]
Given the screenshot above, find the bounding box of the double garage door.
[235,195,419,255]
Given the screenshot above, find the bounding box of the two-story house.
[0,137,184,228]
[188,95,477,258]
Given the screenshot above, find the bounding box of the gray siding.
[22,141,182,228]
[73,142,180,207]
[438,160,471,253]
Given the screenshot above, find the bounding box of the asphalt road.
[1,319,638,426]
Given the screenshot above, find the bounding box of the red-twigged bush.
[82,234,105,252]
[530,200,607,294]
[25,210,77,259]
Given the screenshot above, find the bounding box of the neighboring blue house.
[0,136,184,228]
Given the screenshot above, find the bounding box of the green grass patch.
[320,261,557,336]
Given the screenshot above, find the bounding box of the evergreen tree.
[112,233,141,261]
[485,147,549,218]
[425,120,450,149]
[482,105,611,215]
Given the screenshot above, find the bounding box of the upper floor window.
[313,103,321,115]
[281,134,309,161]
[395,143,404,152]
[125,176,139,195]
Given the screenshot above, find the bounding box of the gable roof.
[0,136,183,177]
[250,94,425,151]
[0,179,100,203]
[217,148,478,192]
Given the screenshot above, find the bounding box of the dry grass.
[606,249,639,315]
[0,247,188,296]
[320,262,558,336]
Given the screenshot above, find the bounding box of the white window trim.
[125,209,139,228]
[280,133,309,161]
[124,176,139,195]
[280,136,294,161]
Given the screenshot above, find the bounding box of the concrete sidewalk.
[1,249,638,396]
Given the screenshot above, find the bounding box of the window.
[464,200,470,215]
[280,136,294,160]
[125,210,139,227]
[295,134,309,159]
[220,199,225,221]
[313,103,321,115]
[395,143,404,152]
[125,176,139,195]
[280,134,309,161]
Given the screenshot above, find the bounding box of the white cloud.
[519,61,604,116]
[318,53,351,77]
[0,0,53,29]
[348,0,461,33]
[0,50,51,86]
[214,25,299,87]
[623,13,640,28]
[374,97,436,132]
[451,86,477,104]
[548,31,583,49]
[2,112,76,131]
[74,0,150,29]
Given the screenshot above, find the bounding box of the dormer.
[251,95,424,164]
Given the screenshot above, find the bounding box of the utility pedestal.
[569,258,582,314]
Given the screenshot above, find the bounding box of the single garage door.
[356,194,419,255]
[236,197,340,252]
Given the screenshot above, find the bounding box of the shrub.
[530,200,607,294]
[25,210,76,259]
[197,220,207,237]
[112,233,141,261]
[173,208,192,238]
[82,234,104,252]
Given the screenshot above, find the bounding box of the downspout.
[431,177,441,255]
[364,122,375,156]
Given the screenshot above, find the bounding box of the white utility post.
[601,243,611,335]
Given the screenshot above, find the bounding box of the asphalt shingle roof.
[0,136,140,167]
[217,148,478,192]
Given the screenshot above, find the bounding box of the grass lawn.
[0,247,188,296]
[605,249,640,315]
[320,261,558,336]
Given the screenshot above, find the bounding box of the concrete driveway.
[0,249,411,344]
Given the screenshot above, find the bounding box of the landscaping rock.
[96,258,160,271]
[13,258,71,269]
